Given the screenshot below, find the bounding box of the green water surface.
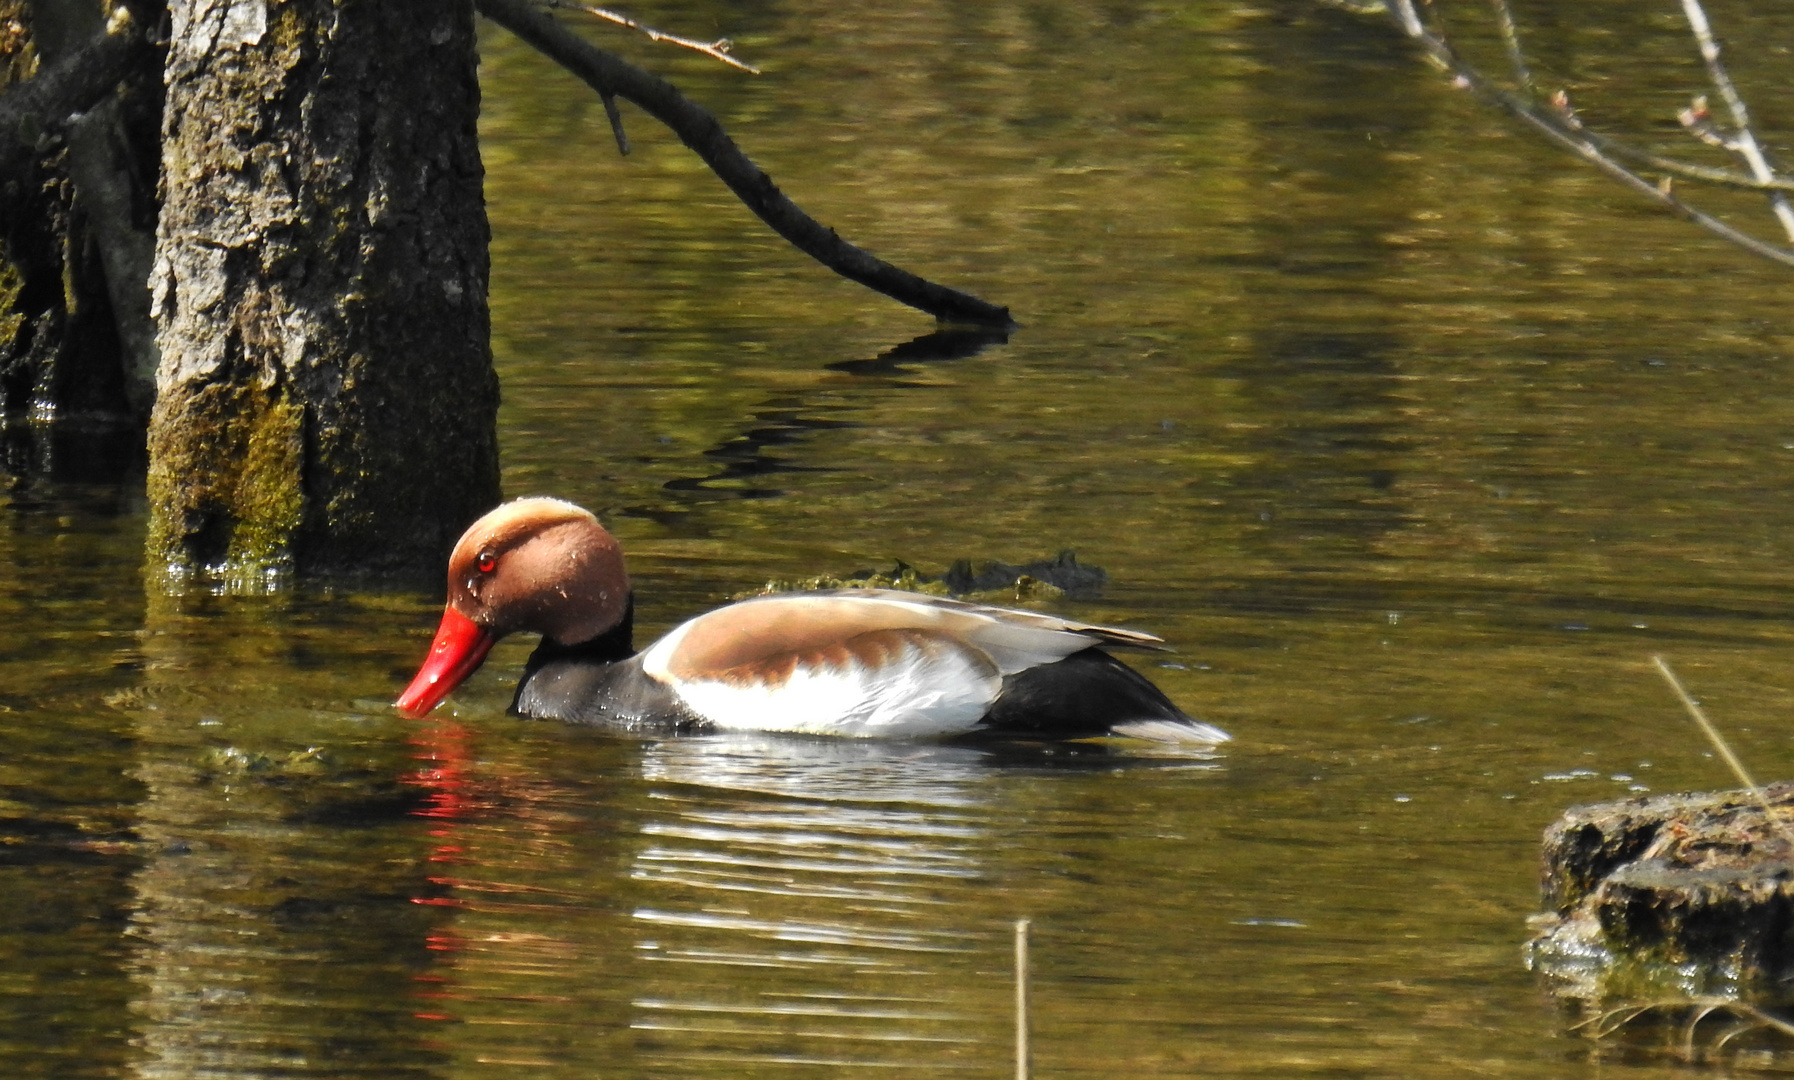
[8,1,1794,1076]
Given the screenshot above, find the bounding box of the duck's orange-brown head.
[396,497,630,716]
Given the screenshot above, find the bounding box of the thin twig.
[1487,0,1533,95]
[1583,130,1794,194]
[1678,0,1794,242]
[1354,0,1794,193]
[1469,81,1794,267]
[546,0,761,74]
[476,0,1014,326]
[598,90,629,154]
[1389,0,1425,41]
[1651,656,1794,851]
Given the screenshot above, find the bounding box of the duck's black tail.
[978,648,1230,744]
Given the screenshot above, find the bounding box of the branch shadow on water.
[627,326,1011,518]
[823,325,1011,384]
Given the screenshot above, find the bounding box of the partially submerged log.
[1528,782,1794,1004]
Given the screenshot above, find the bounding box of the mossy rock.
[1529,783,1794,1011]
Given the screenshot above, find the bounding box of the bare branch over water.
[479,0,1014,325]
[1346,0,1794,269]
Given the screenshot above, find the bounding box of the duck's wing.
[635,590,1167,737]
[834,588,1173,651]
[643,589,1163,682]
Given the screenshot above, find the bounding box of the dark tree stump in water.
[0,2,161,437]
[1528,782,1794,1003]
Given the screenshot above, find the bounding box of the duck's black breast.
[508,599,709,733]
[512,654,707,732]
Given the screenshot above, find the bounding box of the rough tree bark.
[147,0,499,583]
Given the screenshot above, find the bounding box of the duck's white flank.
[668,630,1003,737]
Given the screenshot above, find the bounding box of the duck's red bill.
[397,606,496,716]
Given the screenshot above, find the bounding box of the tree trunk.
[147,0,499,584]
[0,0,158,477]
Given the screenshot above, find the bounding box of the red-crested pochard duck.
[397,498,1229,744]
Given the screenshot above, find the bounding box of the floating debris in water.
[739,550,1109,604]
[1542,768,1601,782]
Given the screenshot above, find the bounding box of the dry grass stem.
[1014,918,1031,1080]
[1574,997,1794,1059]
[1650,655,1794,851]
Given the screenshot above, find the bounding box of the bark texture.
[147,0,500,582]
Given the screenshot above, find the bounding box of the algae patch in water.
[737,550,1108,605]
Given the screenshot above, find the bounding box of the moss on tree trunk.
[148,0,499,582]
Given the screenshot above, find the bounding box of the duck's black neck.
[523,594,636,673]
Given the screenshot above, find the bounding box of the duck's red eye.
[477,551,497,574]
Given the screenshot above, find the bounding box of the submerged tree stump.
[0,0,160,444]
[1528,782,1794,1004]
